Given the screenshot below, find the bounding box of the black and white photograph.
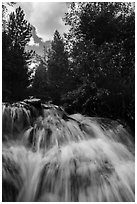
[2,2,135,202]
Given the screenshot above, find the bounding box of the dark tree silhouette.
[47,30,69,103]
[2,6,33,101]
[63,2,135,131]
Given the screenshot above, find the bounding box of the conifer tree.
[32,61,49,100]
[47,30,69,102]
[2,6,33,101]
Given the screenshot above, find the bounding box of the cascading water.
[2,99,135,202]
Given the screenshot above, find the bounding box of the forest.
[2,2,135,132]
[2,2,135,202]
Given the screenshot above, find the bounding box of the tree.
[32,61,50,100]
[2,2,16,32]
[64,2,134,80]
[47,30,69,103]
[2,6,33,101]
[63,2,135,131]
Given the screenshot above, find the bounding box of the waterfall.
[2,99,135,202]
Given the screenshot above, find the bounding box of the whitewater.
[2,99,135,202]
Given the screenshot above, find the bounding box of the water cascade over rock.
[2,99,135,202]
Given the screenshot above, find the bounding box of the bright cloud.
[28,37,39,47]
[16,2,69,41]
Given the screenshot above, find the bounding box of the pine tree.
[32,61,49,100]
[47,30,69,102]
[8,7,32,50]
[2,6,33,101]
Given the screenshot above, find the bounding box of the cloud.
[28,36,39,47]
[26,26,51,56]
[31,26,43,46]
[16,2,69,41]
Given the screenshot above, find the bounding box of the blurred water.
[2,102,135,202]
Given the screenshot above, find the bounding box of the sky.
[16,2,69,41]
[9,2,70,56]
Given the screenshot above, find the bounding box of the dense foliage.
[2,3,135,131]
[62,2,135,131]
[32,30,74,104]
[2,6,33,101]
[32,60,49,100]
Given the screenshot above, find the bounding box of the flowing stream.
[2,100,135,202]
